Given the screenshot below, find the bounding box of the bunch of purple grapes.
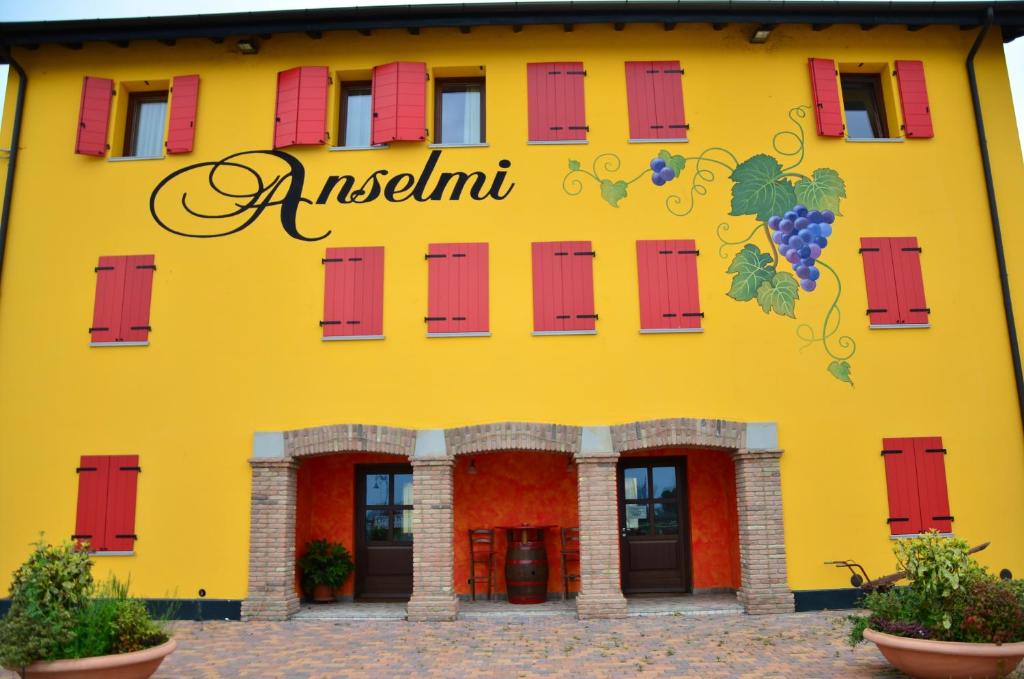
[649,157,677,186]
[767,204,836,292]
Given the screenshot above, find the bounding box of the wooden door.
[356,465,414,600]
[617,457,691,594]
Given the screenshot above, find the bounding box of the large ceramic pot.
[864,628,1024,679]
[16,639,176,679]
[311,583,336,603]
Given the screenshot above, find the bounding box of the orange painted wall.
[453,452,579,597]
[622,448,740,590]
[294,453,409,598]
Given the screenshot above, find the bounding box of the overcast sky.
[0,0,1022,154]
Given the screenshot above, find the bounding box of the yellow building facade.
[1,3,1023,620]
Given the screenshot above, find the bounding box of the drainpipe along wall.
[0,52,26,307]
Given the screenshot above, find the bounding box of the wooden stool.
[468,528,496,601]
[560,527,581,601]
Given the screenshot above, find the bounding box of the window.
[371,61,427,145]
[859,237,929,327]
[274,66,330,149]
[636,240,702,332]
[531,241,597,334]
[841,74,888,140]
[75,76,114,156]
[89,255,156,346]
[425,243,489,336]
[526,62,588,143]
[74,455,140,554]
[881,437,952,536]
[434,78,485,145]
[624,61,688,142]
[321,246,385,340]
[123,91,168,158]
[339,82,373,147]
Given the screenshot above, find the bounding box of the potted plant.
[0,537,175,679]
[849,531,1024,679]
[298,539,354,603]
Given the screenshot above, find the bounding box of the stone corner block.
[744,422,779,451]
[579,426,614,456]
[413,429,449,460]
[252,431,286,459]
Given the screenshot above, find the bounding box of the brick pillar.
[241,458,300,621]
[574,453,628,619]
[733,449,795,614]
[406,458,459,621]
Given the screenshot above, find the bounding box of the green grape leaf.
[827,360,854,386]
[729,154,797,222]
[658,149,685,175]
[600,179,629,207]
[795,168,846,215]
[568,159,581,171]
[755,271,800,318]
[726,244,775,302]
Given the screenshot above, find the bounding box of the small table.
[496,525,555,604]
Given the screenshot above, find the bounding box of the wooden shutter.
[914,437,952,533]
[166,74,199,153]
[74,456,111,551]
[881,438,923,535]
[527,62,588,142]
[894,60,933,138]
[105,455,140,552]
[274,66,329,148]
[859,238,900,326]
[426,243,489,335]
[75,76,114,156]
[371,61,427,145]
[636,240,702,331]
[532,241,597,333]
[808,58,844,137]
[890,237,929,325]
[90,256,127,343]
[625,61,687,140]
[120,255,156,343]
[322,246,385,339]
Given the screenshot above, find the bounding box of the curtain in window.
[442,85,481,144]
[135,100,167,157]
[345,92,372,147]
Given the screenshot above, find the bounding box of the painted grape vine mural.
[562,105,856,385]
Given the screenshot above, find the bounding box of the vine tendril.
[774,105,811,172]
[795,260,856,362]
[715,223,763,258]
[665,148,738,217]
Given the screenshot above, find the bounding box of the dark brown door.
[618,457,691,594]
[356,465,413,600]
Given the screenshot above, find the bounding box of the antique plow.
[825,542,990,592]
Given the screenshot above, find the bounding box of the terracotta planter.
[15,639,176,679]
[864,628,1024,679]
[311,583,336,602]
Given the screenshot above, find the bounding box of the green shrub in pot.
[298,539,354,598]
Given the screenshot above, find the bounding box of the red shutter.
[894,60,933,139]
[636,240,702,331]
[166,74,199,154]
[90,256,127,343]
[882,438,923,535]
[532,241,596,333]
[120,255,155,343]
[527,62,587,142]
[426,243,489,335]
[75,76,114,156]
[808,58,844,137]
[859,238,900,327]
[105,455,140,552]
[322,246,385,339]
[371,61,427,145]
[274,66,328,148]
[890,237,929,325]
[913,437,951,533]
[625,61,687,141]
[74,456,111,551]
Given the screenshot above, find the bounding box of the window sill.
[321,335,385,341]
[640,328,703,334]
[532,330,597,336]
[890,533,953,540]
[845,137,905,143]
[90,551,135,557]
[90,341,150,347]
[108,155,165,162]
[427,331,491,338]
[629,138,688,144]
[527,140,588,146]
[427,143,489,149]
[327,145,388,151]
[870,324,930,330]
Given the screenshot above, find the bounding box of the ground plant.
[0,537,170,674]
[298,539,355,595]
[848,531,1024,645]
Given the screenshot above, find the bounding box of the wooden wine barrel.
[505,538,548,604]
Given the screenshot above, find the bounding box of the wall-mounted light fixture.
[467,458,478,475]
[236,38,260,55]
[750,25,774,44]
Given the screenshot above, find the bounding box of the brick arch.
[283,424,417,459]
[610,418,747,453]
[445,422,581,457]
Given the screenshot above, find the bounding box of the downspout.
[966,7,1024,440]
[0,50,26,302]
